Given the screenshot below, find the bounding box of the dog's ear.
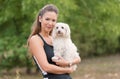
[65,24,71,38]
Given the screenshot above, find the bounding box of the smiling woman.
[27,4,81,79]
[39,11,57,34]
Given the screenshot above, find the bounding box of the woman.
[27,4,81,79]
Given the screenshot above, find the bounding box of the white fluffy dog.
[52,22,80,70]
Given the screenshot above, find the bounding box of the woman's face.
[39,11,58,33]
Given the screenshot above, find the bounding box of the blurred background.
[0,0,120,79]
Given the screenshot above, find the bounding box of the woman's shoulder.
[30,35,38,41]
[29,34,43,45]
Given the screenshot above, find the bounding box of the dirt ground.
[0,54,120,79]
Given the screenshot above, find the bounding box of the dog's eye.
[56,27,58,29]
[61,26,64,29]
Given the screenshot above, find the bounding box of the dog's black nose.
[58,30,61,34]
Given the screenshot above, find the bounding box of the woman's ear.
[39,16,42,22]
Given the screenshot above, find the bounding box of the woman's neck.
[39,31,50,37]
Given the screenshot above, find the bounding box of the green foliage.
[0,36,32,70]
[68,0,120,57]
[0,0,120,71]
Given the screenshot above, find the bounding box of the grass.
[0,54,120,79]
[71,54,120,79]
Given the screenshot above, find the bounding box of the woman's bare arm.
[71,56,81,66]
[52,55,81,67]
[29,35,73,74]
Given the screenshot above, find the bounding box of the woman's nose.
[48,21,53,25]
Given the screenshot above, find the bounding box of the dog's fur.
[52,22,80,70]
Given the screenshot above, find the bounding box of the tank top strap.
[37,33,46,44]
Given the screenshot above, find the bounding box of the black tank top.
[37,33,55,65]
[33,34,71,79]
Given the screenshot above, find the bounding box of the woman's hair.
[27,4,58,45]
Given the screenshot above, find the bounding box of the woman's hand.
[52,56,69,67]
[67,67,74,74]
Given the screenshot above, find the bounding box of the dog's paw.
[52,56,59,61]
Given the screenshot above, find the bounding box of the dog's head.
[52,22,71,38]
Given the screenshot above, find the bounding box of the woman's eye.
[52,19,56,22]
[45,18,50,21]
